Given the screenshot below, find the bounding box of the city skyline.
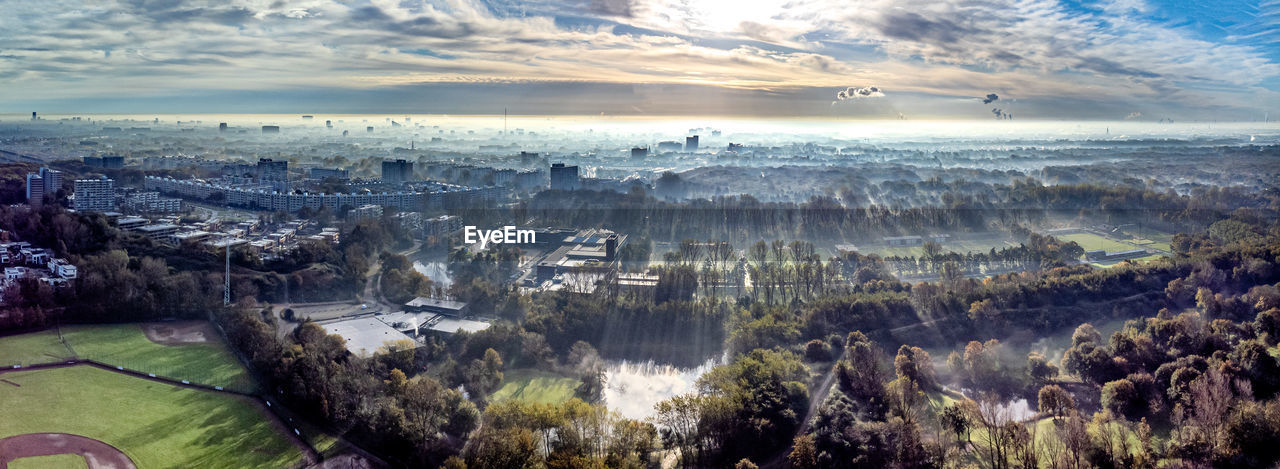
[1,0,1279,120]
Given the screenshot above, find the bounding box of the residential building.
[550,163,580,191]
[25,167,61,208]
[382,159,414,184]
[72,176,115,212]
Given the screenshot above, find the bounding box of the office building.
[382,159,414,184]
[219,122,227,132]
[631,147,649,158]
[550,163,580,191]
[262,125,280,133]
[102,155,124,169]
[72,176,115,212]
[685,135,699,152]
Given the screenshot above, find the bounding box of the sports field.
[0,329,72,367]
[58,323,254,392]
[0,365,306,469]
[9,454,88,469]
[491,368,579,404]
[1055,232,1137,253]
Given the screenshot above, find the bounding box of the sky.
[1,0,1278,119]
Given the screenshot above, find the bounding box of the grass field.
[58,324,254,392]
[1056,233,1136,253]
[0,330,73,367]
[0,365,304,469]
[9,454,88,469]
[491,368,579,404]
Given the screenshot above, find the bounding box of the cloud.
[836,85,884,100]
[0,0,1276,117]
[1125,111,1142,119]
[982,93,999,104]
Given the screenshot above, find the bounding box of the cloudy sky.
[1,0,1278,119]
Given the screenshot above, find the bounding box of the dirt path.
[141,321,218,345]
[761,363,837,469]
[0,433,136,469]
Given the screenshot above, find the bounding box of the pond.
[603,356,722,420]
[412,260,454,288]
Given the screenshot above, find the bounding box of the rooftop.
[320,317,416,357]
[405,297,468,311]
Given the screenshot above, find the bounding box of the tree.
[464,348,504,399]
[885,376,925,425]
[441,456,467,469]
[1026,352,1059,386]
[939,402,972,448]
[1037,384,1075,421]
[1101,379,1142,418]
[387,368,408,395]
[894,345,937,390]
[734,459,758,469]
[787,435,817,469]
[837,331,889,416]
[1256,308,1280,346]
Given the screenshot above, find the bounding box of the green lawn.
[0,365,304,469]
[491,368,580,404]
[1127,227,1175,252]
[1056,233,1138,253]
[9,454,88,469]
[59,324,254,393]
[0,329,73,367]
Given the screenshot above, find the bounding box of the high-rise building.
[550,163,580,191]
[25,167,62,208]
[262,125,280,133]
[31,112,36,121]
[219,122,228,132]
[25,174,44,208]
[256,158,289,191]
[382,159,414,184]
[40,167,62,197]
[102,155,124,169]
[73,176,115,212]
[631,147,649,158]
[685,135,699,152]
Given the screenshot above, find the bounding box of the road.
[360,240,424,312]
